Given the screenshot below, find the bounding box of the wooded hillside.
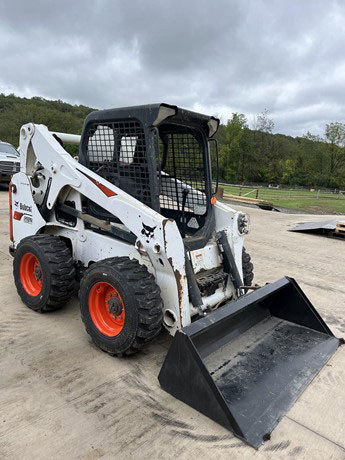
[0,94,93,156]
[214,111,345,189]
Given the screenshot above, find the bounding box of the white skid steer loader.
[8,104,341,448]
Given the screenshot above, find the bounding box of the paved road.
[0,188,345,459]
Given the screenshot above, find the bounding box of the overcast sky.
[0,0,344,136]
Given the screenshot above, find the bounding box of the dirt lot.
[0,186,345,460]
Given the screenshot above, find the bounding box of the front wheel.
[79,257,163,356]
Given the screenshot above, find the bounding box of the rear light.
[9,182,13,241]
[13,211,23,220]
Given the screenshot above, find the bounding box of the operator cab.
[78,104,219,248]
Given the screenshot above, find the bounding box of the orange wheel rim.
[20,252,43,296]
[88,281,125,337]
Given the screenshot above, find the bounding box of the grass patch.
[220,185,345,214]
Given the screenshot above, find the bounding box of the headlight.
[237,213,250,234]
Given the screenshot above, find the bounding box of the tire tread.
[14,235,75,312]
[242,247,254,286]
[80,257,163,356]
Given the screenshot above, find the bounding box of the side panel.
[11,172,46,245]
[213,201,246,281]
[190,241,222,274]
[45,226,152,270]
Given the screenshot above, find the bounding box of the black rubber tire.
[242,247,254,287]
[79,257,163,356]
[13,235,75,312]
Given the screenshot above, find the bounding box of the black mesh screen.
[84,120,151,207]
[159,127,207,216]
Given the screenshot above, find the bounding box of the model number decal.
[23,215,32,224]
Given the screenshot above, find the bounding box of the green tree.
[257,109,274,134]
[253,109,278,183]
[325,122,345,186]
[219,113,248,182]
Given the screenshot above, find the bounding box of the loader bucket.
[158,277,340,448]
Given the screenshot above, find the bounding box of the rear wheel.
[13,235,75,312]
[242,248,254,287]
[79,257,163,356]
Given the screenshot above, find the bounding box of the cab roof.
[83,103,220,138]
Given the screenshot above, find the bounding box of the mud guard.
[158,277,341,448]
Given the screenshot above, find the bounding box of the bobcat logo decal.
[141,223,156,243]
